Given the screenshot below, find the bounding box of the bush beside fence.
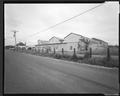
[11,47,119,68]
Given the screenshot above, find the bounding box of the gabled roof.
[64,33,83,39]
[92,38,107,43]
[38,40,48,42]
[64,32,90,40]
[49,36,63,41]
[35,42,67,46]
[16,42,26,46]
[38,40,49,44]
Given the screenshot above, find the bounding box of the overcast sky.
[5,2,119,46]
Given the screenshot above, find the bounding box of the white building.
[48,36,65,51]
[63,33,90,51]
[90,38,108,47]
[35,32,108,52]
[38,40,49,45]
[49,36,64,43]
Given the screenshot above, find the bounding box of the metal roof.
[35,42,67,46]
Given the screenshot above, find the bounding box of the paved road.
[4,50,119,94]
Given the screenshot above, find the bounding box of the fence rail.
[10,47,114,60]
[6,47,119,68]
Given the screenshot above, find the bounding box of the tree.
[77,40,81,51]
[80,38,91,58]
[5,45,15,49]
[80,38,90,51]
[16,42,26,46]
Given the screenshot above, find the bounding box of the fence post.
[47,49,48,54]
[107,47,110,60]
[62,48,64,56]
[35,48,36,54]
[31,48,33,54]
[42,48,44,54]
[46,49,48,54]
[72,48,78,60]
[89,48,92,58]
[16,47,17,52]
[33,48,35,54]
[73,48,76,56]
[54,48,56,54]
[20,47,21,52]
[38,49,40,55]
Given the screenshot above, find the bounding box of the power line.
[27,3,104,38]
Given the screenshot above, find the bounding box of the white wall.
[36,33,108,53]
[49,37,61,43]
[64,33,83,43]
[58,42,78,52]
[63,33,88,51]
[90,39,108,47]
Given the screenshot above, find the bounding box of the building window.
[70,46,72,50]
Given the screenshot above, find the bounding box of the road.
[4,50,119,94]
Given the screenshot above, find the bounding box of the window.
[70,46,72,50]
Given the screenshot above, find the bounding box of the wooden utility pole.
[62,48,64,56]
[89,48,92,58]
[107,47,110,61]
[12,30,18,49]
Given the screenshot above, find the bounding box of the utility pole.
[12,30,18,50]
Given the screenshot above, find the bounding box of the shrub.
[54,54,62,59]
[28,47,32,50]
[77,56,84,60]
[101,57,119,67]
[62,55,72,60]
[84,52,90,58]
[71,54,78,61]
[79,57,119,68]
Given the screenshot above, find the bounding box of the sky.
[5,2,119,46]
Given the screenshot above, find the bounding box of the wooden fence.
[13,47,112,60]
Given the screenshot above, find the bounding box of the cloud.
[5,2,119,45]
[5,4,22,28]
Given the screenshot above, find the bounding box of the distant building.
[36,37,66,52]
[90,38,108,48]
[38,40,49,45]
[63,33,90,51]
[36,40,49,52]
[48,36,65,51]
[49,36,64,44]
[16,42,26,49]
[35,32,108,52]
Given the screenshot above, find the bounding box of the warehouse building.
[35,33,108,53]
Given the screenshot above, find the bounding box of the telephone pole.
[12,30,18,49]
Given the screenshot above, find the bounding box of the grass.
[77,47,119,56]
[78,57,119,68]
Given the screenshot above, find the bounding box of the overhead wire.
[26,3,105,39]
